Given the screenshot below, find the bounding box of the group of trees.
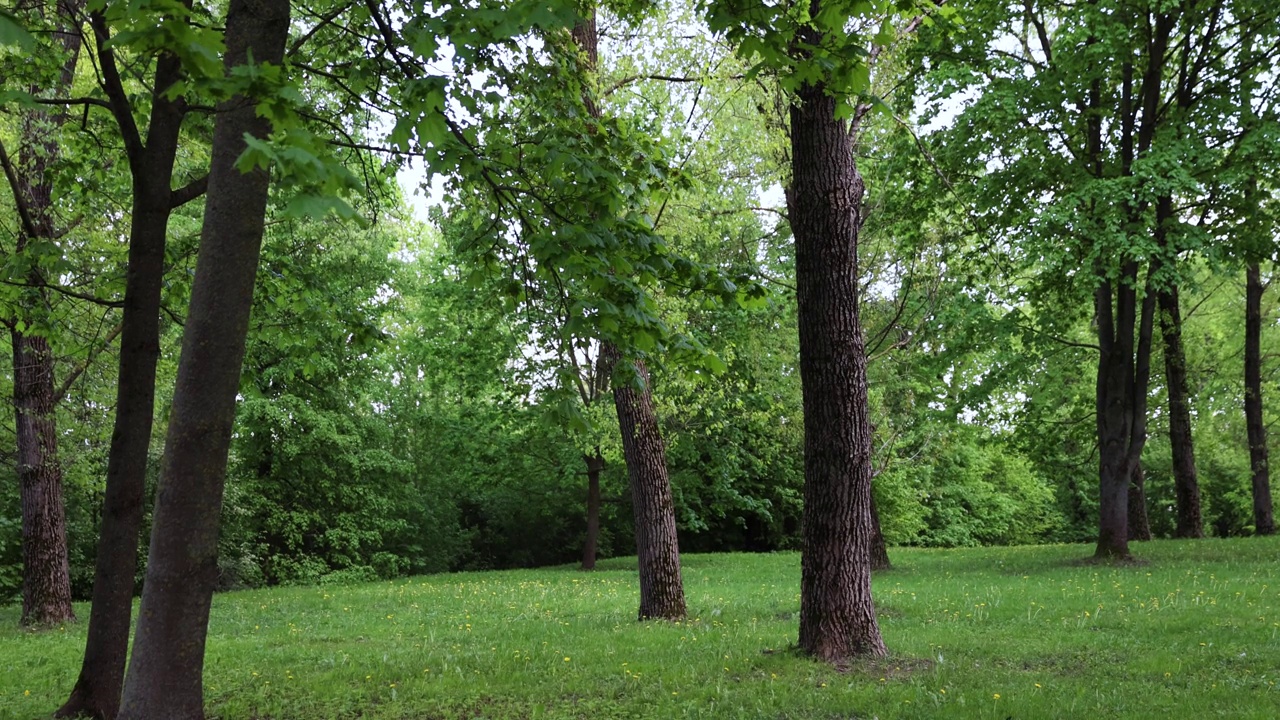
[0,0,1276,717]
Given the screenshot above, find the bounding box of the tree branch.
[53,320,123,404]
[170,174,209,208]
[0,139,38,239]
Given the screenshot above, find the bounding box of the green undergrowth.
[3,538,1279,718]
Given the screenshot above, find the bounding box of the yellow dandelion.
[994,693,1001,700]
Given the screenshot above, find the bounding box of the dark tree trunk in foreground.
[5,0,86,628]
[581,449,604,570]
[1127,461,1151,542]
[869,492,891,571]
[789,78,886,659]
[117,0,289,716]
[1245,263,1275,536]
[58,14,192,717]
[1158,287,1204,538]
[603,344,686,620]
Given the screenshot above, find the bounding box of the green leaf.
[0,11,35,50]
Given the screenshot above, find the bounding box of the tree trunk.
[13,330,74,627]
[116,0,289,716]
[568,9,683,617]
[869,491,891,571]
[1245,262,1275,536]
[57,20,190,718]
[1094,269,1155,560]
[788,76,886,659]
[7,0,86,629]
[1158,287,1204,538]
[602,344,686,620]
[581,449,604,570]
[1127,460,1151,541]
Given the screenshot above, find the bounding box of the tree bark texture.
[58,18,190,719]
[8,0,86,629]
[603,344,687,620]
[1127,461,1152,542]
[570,9,684,618]
[581,450,604,570]
[1245,263,1275,536]
[117,0,290,717]
[1158,287,1204,538]
[13,329,74,627]
[788,78,886,659]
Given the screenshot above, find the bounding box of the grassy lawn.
[3,537,1279,718]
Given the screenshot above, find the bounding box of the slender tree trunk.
[57,21,190,718]
[1245,263,1275,536]
[789,75,885,659]
[1158,286,1204,538]
[117,0,289,716]
[602,344,686,620]
[581,449,604,570]
[569,10,684,616]
[1127,461,1151,541]
[6,0,86,628]
[869,491,891,570]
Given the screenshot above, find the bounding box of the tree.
[53,2,211,714]
[706,0,947,660]
[914,0,1280,557]
[0,0,90,628]
[117,0,291,715]
[1244,263,1275,535]
[571,6,685,618]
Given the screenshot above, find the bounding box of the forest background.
[0,0,1276,604]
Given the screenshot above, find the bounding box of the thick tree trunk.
[7,0,86,629]
[1127,461,1152,541]
[116,0,289,717]
[1158,287,1204,538]
[1245,263,1275,536]
[603,344,686,620]
[57,26,189,719]
[869,491,891,571]
[788,79,885,659]
[581,449,604,570]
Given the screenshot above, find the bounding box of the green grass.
[3,538,1279,718]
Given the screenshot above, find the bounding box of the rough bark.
[1158,286,1204,539]
[581,449,604,570]
[13,330,74,627]
[1127,461,1152,542]
[569,9,684,617]
[57,14,190,718]
[788,78,885,659]
[603,344,686,620]
[1245,263,1275,536]
[7,0,86,629]
[117,0,290,716]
